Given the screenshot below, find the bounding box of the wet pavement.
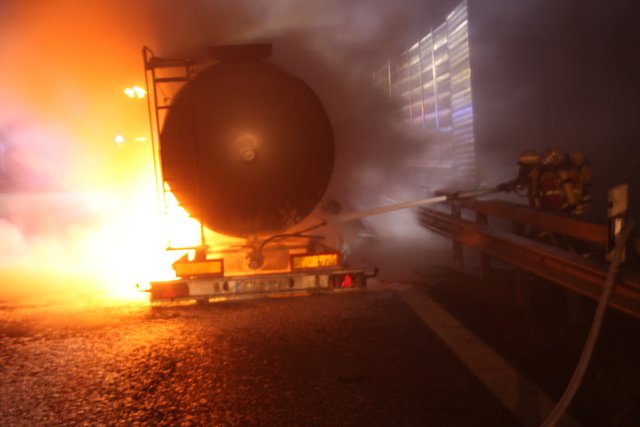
[0,286,519,426]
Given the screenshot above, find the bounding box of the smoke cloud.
[468,0,640,220]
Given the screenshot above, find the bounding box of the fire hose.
[334,187,503,224]
[541,218,635,427]
[337,186,635,426]
[283,186,501,239]
[322,186,636,426]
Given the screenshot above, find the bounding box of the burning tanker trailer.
[141,44,374,301]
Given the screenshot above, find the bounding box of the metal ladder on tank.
[141,46,208,251]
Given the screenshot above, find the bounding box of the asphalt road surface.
[3,232,637,426]
[0,282,528,427]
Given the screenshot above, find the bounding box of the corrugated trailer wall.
[374,0,475,190]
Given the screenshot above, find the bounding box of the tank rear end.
[160,54,334,237]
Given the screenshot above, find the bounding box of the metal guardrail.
[418,200,640,318]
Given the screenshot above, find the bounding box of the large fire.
[0,1,208,304]
[72,75,220,298]
[77,181,202,301]
[0,0,279,305]
[0,140,203,304]
[0,151,204,303]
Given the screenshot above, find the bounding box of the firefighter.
[539,147,579,213]
[539,147,591,256]
[569,150,592,215]
[498,149,542,208]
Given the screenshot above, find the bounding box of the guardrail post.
[477,212,490,281]
[452,203,464,270]
[511,221,530,309]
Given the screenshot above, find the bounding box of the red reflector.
[340,274,353,288]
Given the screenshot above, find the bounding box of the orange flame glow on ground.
[0,179,204,304]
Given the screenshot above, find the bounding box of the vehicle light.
[124,86,147,98]
[290,252,340,270]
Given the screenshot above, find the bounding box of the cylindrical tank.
[160,60,334,237]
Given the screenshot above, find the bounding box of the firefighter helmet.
[517,150,541,165]
[570,150,586,167]
[542,147,567,166]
